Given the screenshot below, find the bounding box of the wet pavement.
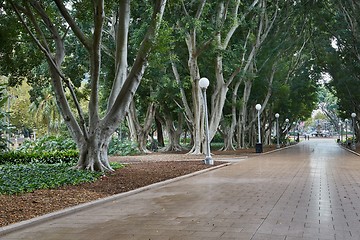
[1,138,360,240]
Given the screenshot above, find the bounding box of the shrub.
[0,163,102,194]
[0,150,79,165]
[0,135,79,165]
[17,135,77,153]
[108,138,139,156]
[0,162,124,195]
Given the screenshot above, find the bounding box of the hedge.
[0,150,79,165]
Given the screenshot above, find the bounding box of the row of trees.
[0,0,358,171]
[308,0,360,136]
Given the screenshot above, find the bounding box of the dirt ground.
[0,146,277,227]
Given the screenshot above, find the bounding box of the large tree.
[168,0,267,154]
[4,0,167,171]
[305,0,360,139]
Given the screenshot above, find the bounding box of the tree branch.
[171,61,194,124]
[88,0,105,130]
[10,1,88,140]
[53,0,91,50]
[103,0,167,134]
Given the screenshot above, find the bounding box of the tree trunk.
[77,133,113,171]
[162,113,185,152]
[219,122,236,151]
[185,35,203,154]
[237,79,253,149]
[155,117,165,147]
[127,100,156,153]
[224,79,243,150]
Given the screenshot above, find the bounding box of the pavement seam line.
[249,147,307,240]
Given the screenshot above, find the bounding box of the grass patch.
[0,162,123,195]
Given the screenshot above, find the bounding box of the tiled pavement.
[2,139,360,240]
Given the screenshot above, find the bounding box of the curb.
[0,162,230,236]
[338,144,360,156]
[258,143,298,156]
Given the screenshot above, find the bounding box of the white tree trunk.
[127,100,156,153]
[184,30,203,154]
[107,1,130,110]
[237,79,253,149]
[162,113,185,152]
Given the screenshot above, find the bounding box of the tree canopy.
[1,0,360,169]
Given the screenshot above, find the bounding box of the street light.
[351,113,356,150]
[255,104,262,153]
[345,118,349,144]
[285,118,289,145]
[338,121,342,143]
[293,122,296,142]
[275,113,280,149]
[199,77,213,165]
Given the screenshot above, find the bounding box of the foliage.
[108,138,139,156]
[317,84,339,128]
[0,163,102,195]
[29,87,63,135]
[0,135,79,164]
[1,134,140,164]
[0,150,79,165]
[5,81,31,128]
[1,0,167,171]
[2,0,359,154]
[0,82,9,152]
[17,135,77,153]
[310,1,360,115]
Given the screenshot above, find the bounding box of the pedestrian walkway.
[2,139,360,240]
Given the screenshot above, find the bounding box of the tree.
[307,0,360,139]
[29,86,63,135]
[4,0,167,171]
[5,80,40,137]
[0,82,9,151]
[318,85,339,130]
[169,0,267,153]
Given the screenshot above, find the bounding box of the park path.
[2,138,360,240]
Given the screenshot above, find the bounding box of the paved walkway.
[2,139,360,240]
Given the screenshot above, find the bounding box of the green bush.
[0,162,124,195]
[0,135,79,165]
[18,135,77,153]
[212,133,223,143]
[108,138,139,156]
[18,135,139,157]
[0,163,102,194]
[0,150,79,165]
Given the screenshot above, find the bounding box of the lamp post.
[351,113,356,150]
[292,122,296,142]
[199,77,213,165]
[345,118,349,144]
[255,104,262,153]
[285,118,289,145]
[338,121,342,143]
[275,113,280,149]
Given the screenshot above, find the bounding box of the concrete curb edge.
[338,144,360,156]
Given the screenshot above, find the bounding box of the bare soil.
[0,146,277,228]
